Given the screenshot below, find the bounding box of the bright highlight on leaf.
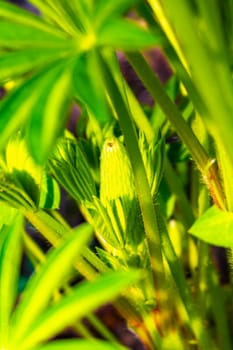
[0,134,60,209]
[0,214,23,348]
[189,205,233,247]
[30,339,127,350]
[15,270,140,350]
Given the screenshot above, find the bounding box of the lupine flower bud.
[100,137,144,246]
[100,137,136,207]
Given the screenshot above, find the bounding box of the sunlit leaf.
[1,134,60,209]
[31,339,127,350]
[28,0,88,35]
[98,18,161,50]
[73,52,110,127]
[0,1,67,38]
[16,270,140,349]
[26,60,73,164]
[0,203,18,229]
[49,137,96,203]
[94,0,139,28]
[0,214,23,348]
[0,48,73,84]
[11,223,93,344]
[189,205,233,247]
[0,72,43,151]
[0,20,69,49]
[0,59,73,163]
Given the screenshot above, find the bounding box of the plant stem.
[157,207,216,349]
[99,52,166,314]
[164,155,195,227]
[86,314,118,344]
[126,52,226,210]
[109,52,195,228]
[209,263,233,350]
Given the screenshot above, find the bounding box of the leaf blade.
[31,339,127,350]
[0,214,23,347]
[189,205,233,247]
[16,270,140,349]
[97,18,161,50]
[26,61,73,164]
[0,1,67,38]
[11,223,93,344]
[0,48,73,84]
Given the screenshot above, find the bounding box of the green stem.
[157,208,216,349]
[86,314,118,344]
[208,263,233,350]
[141,311,163,350]
[126,52,225,210]
[22,229,45,265]
[99,52,166,312]
[108,52,195,228]
[164,156,195,227]
[22,209,98,280]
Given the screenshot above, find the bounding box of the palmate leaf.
[0,214,23,348]
[0,60,73,164]
[10,223,92,345]
[0,1,67,38]
[15,270,140,350]
[0,19,69,49]
[31,339,127,350]
[0,47,74,84]
[73,52,110,127]
[94,0,139,28]
[47,0,91,33]
[97,18,160,50]
[28,0,88,35]
[26,60,73,164]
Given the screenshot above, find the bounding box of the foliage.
[0,1,233,349]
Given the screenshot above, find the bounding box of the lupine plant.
[0,1,233,349]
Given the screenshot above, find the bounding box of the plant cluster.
[0,1,233,350]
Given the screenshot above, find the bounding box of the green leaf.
[11,223,93,344]
[0,20,69,49]
[0,60,72,155]
[0,72,43,152]
[26,60,73,163]
[87,197,123,249]
[16,270,140,350]
[49,137,96,203]
[0,48,73,84]
[97,18,160,50]
[0,1,67,38]
[139,133,165,197]
[73,52,110,127]
[94,0,139,28]
[31,339,127,350]
[0,60,73,164]
[189,205,233,247]
[0,203,18,229]
[38,174,60,209]
[28,0,88,35]
[0,133,60,209]
[51,0,91,34]
[0,214,23,348]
